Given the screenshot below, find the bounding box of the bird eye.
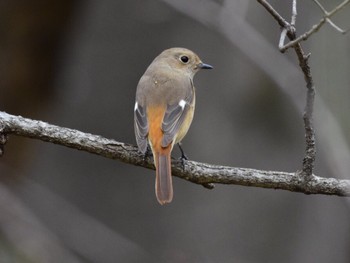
[180,55,189,64]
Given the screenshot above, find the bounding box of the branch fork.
[272,0,350,52]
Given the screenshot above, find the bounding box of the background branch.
[1,111,349,196]
[258,0,317,178]
[275,0,350,51]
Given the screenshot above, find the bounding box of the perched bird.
[134,47,212,205]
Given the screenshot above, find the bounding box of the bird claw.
[177,143,188,171]
[143,145,152,163]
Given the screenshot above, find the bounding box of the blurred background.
[0,0,350,262]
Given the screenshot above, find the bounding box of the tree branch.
[312,0,349,34]
[258,0,317,179]
[1,111,349,196]
[270,0,350,52]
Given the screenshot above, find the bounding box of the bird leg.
[177,142,188,170]
[143,144,153,163]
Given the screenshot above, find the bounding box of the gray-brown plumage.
[134,47,212,204]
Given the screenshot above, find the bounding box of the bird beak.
[198,62,213,69]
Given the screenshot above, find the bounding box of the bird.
[134,47,212,205]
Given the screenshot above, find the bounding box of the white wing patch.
[134,102,138,111]
[179,99,186,109]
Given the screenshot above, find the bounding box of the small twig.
[291,0,297,26]
[312,0,327,13]
[313,0,349,33]
[257,0,289,28]
[278,28,288,50]
[327,0,350,16]
[326,18,349,34]
[279,0,350,51]
[278,0,297,50]
[0,111,349,196]
[280,19,326,52]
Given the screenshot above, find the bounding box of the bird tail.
[154,151,173,205]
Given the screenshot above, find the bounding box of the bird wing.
[161,78,194,147]
[134,101,149,154]
[134,74,193,151]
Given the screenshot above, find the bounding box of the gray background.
[1,1,350,262]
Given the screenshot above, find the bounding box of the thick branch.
[1,111,349,196]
